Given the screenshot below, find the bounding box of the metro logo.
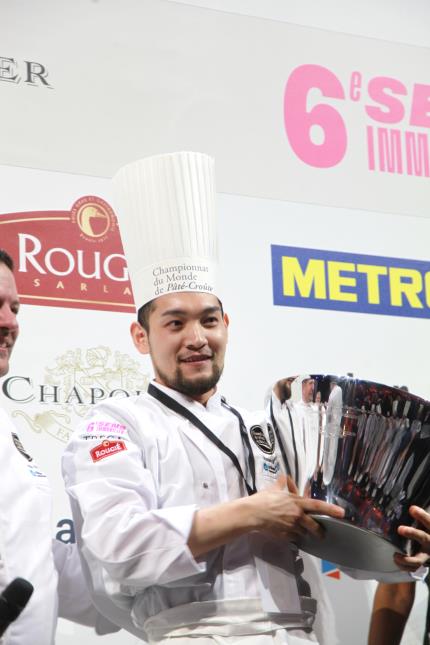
[272,245,430,319]
[90,440,127,462]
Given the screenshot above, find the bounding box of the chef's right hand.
[246,474,344,541]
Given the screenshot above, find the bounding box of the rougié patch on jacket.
[90,439,127,463]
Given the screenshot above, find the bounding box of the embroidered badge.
[249,424,275,454]
[85,421,128,436]
[90,439,127,462]
[11,433,33,461]
[262,457,281,478]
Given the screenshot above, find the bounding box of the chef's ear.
[130,321,150,355]
[223,312,229,327]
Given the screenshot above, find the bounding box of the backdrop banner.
[1,0,429,218]
[1,164,429,644]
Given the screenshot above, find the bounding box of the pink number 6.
[284,64,347,168]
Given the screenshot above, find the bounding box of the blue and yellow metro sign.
[271,245,430,319]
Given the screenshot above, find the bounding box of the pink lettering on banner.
[365,77,407,124]
[90,439,127,462]
[284,64,347,168]
[410,84,430,128]
[284,64,430,179]
[349,71,362,102]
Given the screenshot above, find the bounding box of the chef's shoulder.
[70,391,173,445]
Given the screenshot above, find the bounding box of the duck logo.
[71,196,115,242]
[321,560,341,580]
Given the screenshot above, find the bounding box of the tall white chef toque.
[113,151,218,309]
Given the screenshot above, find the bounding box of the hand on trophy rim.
[245,474,345,542]
[395,505,430,570]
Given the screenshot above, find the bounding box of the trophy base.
[297,515,402,573]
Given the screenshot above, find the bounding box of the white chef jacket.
[62,382,316,643]
[0,407,116,644]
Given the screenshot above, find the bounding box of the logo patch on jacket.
[249,424,275,454]
[85,421,128,436]
[90,439,127,462]
[27,463,47,478]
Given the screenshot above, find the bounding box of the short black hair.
[137,296,224,333]
[0,249,14,272]
[137,300,157,333]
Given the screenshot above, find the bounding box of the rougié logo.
[0,196,134,312]
[272,244,430,319]
[284,64,429,179]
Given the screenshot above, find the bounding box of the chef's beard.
[155,362,223,398]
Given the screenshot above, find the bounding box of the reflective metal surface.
[271,375,430,571]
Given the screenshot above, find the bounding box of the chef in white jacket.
[0,248,117,644]
[62,151,346,644]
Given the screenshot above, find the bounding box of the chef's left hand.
[394,506,430,571]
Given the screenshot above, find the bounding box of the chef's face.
[131,292,229,404]
[0,263,19,378]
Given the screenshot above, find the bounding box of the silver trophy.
[270,375,430,572]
